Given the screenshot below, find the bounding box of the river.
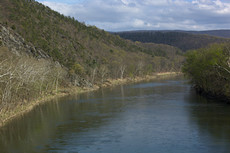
[1,77,230,153]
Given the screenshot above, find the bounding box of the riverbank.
[0,72,181,128]
[100,72,181,87]
[194,85,230,103]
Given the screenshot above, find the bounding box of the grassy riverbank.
[0,72,181,128]
[100,72,181,87]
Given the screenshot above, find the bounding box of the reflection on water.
[0,77,230,153]
[186,91,230,153]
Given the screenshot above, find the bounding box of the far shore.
[0,71,182,128]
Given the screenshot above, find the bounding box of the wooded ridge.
[114,30,230,51]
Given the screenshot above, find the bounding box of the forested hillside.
[183,43,230,101]
[0,0,183,80]
[0,0,184,112]
[114,31,230,51]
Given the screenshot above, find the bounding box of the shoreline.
[194,85,230,103]
[0,72,181,128]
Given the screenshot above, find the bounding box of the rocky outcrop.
[70,75,93,88]
[0,24,48,58]
[0,24,94,88]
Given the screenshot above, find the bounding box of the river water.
[1,77,230,153]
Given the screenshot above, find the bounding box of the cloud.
[38,0,230,31]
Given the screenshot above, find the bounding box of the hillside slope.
[0,24,68,109]
[114,31,230,51]
[0,0,184,83]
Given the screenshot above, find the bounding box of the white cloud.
[38,0,230,31]
[133,19,145,27]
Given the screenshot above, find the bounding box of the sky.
[37,0,230,32]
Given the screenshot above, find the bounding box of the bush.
[182,44,230,99]
[71,63,85,76]
[11,25,16,30]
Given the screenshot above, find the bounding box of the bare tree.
[99,65,108,83]
[119,65,126,79]
[136,61,144,76]
[51,62,67,93]
[90,67,97,85]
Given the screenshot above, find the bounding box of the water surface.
[1,77,230,153]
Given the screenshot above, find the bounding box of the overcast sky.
[37,0,230,32]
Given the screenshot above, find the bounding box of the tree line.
[114,31,229,51]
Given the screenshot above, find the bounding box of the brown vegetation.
[0,47,67,112]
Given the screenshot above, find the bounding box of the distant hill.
[114,30,230,51]
[187,30,230,39]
